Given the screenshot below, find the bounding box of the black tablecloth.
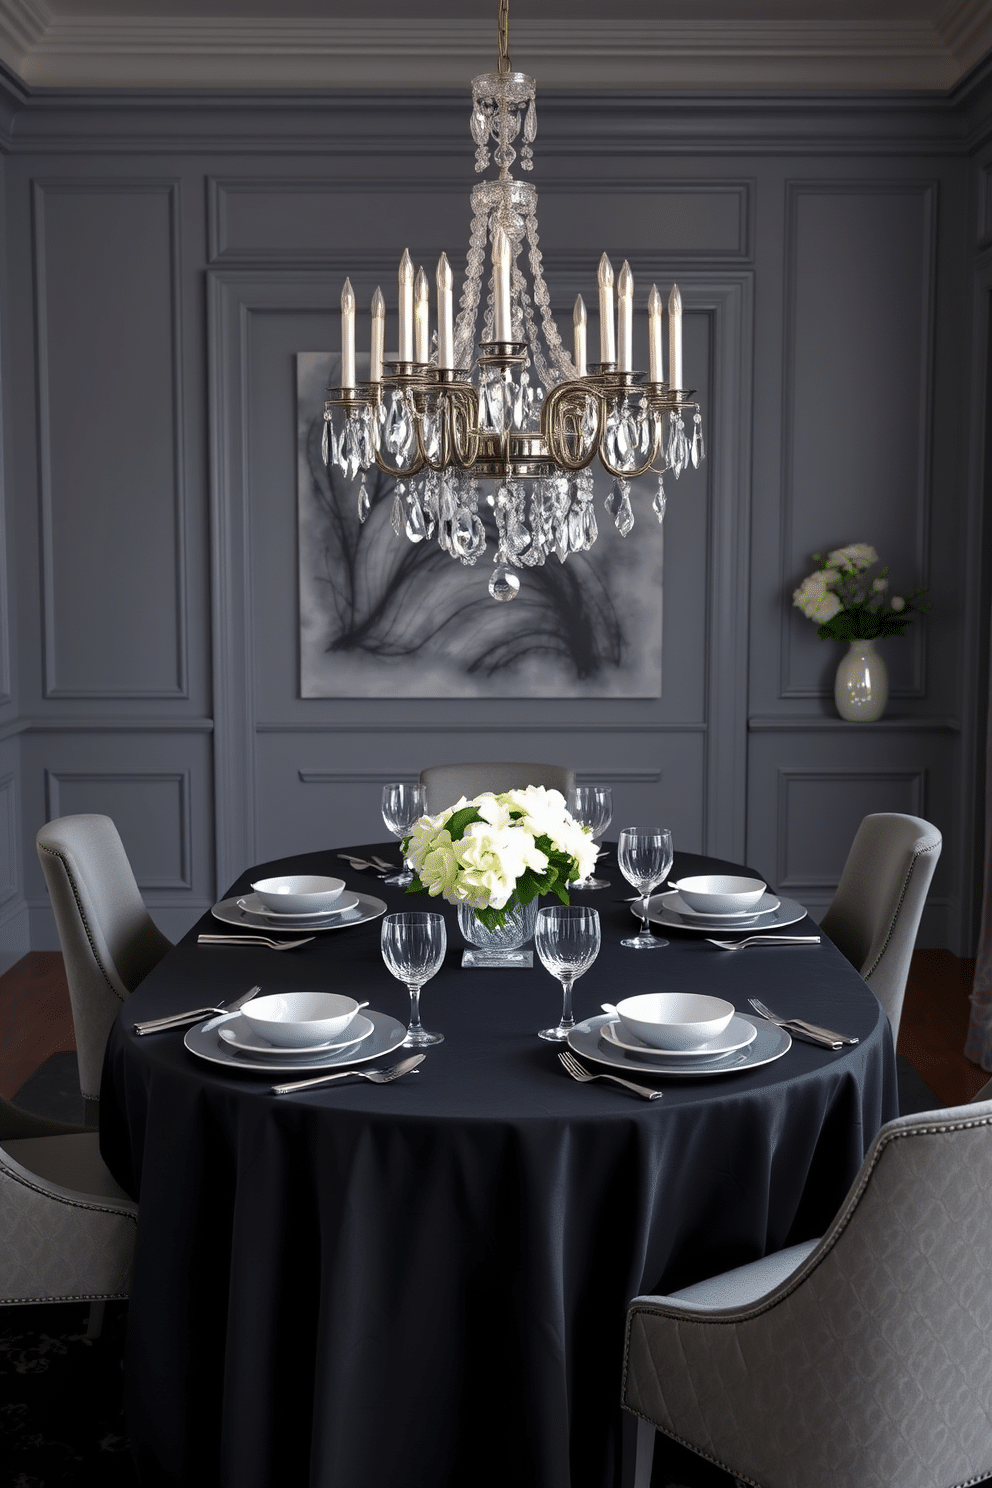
[100,845,898,1488]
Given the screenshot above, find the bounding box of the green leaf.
[444,806,483,842]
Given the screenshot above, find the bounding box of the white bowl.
[240,991,362,1048]
[250,875,346,915]
[615,992,736,1051]
[670,875,767,915]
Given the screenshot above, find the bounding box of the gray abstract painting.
[298,352,663,698]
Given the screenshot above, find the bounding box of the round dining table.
[100,843,898,1488]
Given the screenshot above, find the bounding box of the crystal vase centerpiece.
[458,899,538,969]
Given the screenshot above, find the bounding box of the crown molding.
[0,7,986,93]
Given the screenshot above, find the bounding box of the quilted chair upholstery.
[36,814,172,1112]
[819,812,941,1042]
[0,1091,137,1333]
[623,1099,992,1488]
[419,761,575,814]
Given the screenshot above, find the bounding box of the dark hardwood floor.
[0,946,988,1105]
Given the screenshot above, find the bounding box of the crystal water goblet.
[381,782,427,886]
[567,786,613,890]
[617,826,673,949]
[534,904,601,1042]
[380,911,446,1047]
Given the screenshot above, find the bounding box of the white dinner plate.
[185,1007,406,1074]
[646,893,809,935]
[211,892,387,934]
[567,1014,791,1077]
[600,1014,757,1060]
[218,1011,374,1057]
[235,890,360,922]
[657,890,781,922]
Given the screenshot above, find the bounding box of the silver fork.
[197,933,315,950]
[706,935,821,950]
[271,1053,425,1095]
[748,997,858,1047]
[134,983,261,1035]
[558,1048,663,1102]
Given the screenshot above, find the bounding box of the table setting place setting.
[132,785,858,1099]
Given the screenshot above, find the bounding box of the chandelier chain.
[497,0,511,77]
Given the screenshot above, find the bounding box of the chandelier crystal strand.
[323,0,704,601]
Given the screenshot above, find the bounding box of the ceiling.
[0,0,988,92]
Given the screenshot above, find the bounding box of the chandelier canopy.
[324,0,704,602]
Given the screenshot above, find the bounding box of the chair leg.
[85,1300,105,1339]
[634,1417,655,1488]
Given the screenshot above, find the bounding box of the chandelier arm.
[373,446,426,480]
[541,381,602,471]
[446,387,482,468]
[596,429,664,483]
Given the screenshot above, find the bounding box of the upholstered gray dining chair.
[819,812,941,1043]
[36,814,172,1119]
[419,761,575,814]
[623,1096,992,1488]
[0,1090,137,1336]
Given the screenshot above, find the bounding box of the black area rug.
[0,1301,138,1487]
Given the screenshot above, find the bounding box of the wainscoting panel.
[252,728,707,868]
[0,771,18,906]
[33,178,187,699]
[780,181,935,702]
[43,769,192,889]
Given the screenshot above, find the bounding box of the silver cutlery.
[134,984,261,1035]
[197,933,315,950]
[558,1048,663,1101]
[748,997,858,1048]
[370,856,397,871]
[706,935,821,950]
[336,853,389,876]
[271,1052,425,1094]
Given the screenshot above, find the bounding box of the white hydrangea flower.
[824,543,878,572]
[793,572,844,624]
[872,577,888,593]
[890,595,906,612]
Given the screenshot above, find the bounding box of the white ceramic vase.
[834,638,888,722]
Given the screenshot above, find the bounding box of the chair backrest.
[819,812,941,1043]
[419,761,575,815]
[628,1099,992,1488]
[36,814,172,1102]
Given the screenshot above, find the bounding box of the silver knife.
[133,984,261,1035]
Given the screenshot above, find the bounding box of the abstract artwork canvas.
[298,352,663,698]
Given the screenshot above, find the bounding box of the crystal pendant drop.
[357,474,371,523]
[321,416,329,467]
[405,489,427,543]
[489,563,521,602]
[652,475,667,523]
[391,484,405,538]
[605,478,623,517]
[615,481,634,536]
[691,412,705,468]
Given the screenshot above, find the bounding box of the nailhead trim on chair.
[37,843,126,1005]
[1,1159,139,1224]
[862,836,942,985]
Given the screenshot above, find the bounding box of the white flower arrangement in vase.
[404,786,597,932]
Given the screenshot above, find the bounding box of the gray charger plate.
[185,1007,406,1074]
[646,893,808,935]
[568,1013,791,1077]
[211,892,387,933]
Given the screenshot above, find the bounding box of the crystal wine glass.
[566,786,613,890]
[534,904,601,1042]
[380,911,446,1047]
[617,826,673,949]
[381,782,427,886]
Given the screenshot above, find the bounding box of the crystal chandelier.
[323,0,704,602]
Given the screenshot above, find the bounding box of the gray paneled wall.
[0,76,988,955]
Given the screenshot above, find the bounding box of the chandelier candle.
[324,0,705,600]
[648,285,664,385]
[414,266,430,364]
[437,254,454,370]
[598,254,616,366]
[668,284,683,396]
[398,249,414,362]
[370,288,385,385]
[573,297,587,378]
[340,279,356,389]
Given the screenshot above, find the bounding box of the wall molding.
[0,772,18,905]
[778,178,937,702]
[0,10,987,92]
[33,176,189,700]
[43,767,193,889]
[18,715,214,731]
[258,720,707,734]
[774,765,927,890]
[748,714,959,732]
